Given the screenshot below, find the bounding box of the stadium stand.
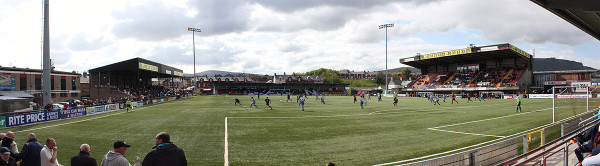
[398,43,533,95]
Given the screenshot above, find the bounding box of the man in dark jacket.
[15,133,43,166]
[71,144,96,166]
[142,132,186,166]
[0,147,17,166]
[575,123,600,163]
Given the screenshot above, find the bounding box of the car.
[51,104,64,110]
[57,102,70,109]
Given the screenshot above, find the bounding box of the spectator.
[71,144,96,166]
[16,133,43,166]
[142,132,186,166]
[100,140,139,166]
[575,123,600,164]
[0,147,17,166]
[40,138,60,166]
[5,132,18,155]
[1,137,12,153]
[0,133,5,144]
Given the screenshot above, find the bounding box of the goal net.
[552,85,594,122]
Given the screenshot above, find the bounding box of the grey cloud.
[255,1,442,33]
[186,0,252,35]
[112,1,195,41]
[145,41,242,68]
[252,0,440,13]
[67,33,112,51]
[279,42,306,53]
[391,0,592,46]
[145,46,190,65]
[111,0,253,41]
[458,0,591,45]
[243,60,260,69]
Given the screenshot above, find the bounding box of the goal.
[551,85,593,122]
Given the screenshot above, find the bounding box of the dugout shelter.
[398,43,533,95]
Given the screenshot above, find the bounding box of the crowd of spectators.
[411,65,527,89]
[0,131,186,166]
[43,85,189,111]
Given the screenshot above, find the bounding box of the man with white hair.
[71,144,96,166]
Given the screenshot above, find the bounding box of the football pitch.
[1,95,597,165]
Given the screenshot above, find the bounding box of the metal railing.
[396,110,597,166]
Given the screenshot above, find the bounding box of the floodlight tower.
[188,27,201,95]
[42,0,51,107]
[379,23,394,95]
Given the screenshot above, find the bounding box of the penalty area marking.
[223,100,551,165]
[426,107,553,138]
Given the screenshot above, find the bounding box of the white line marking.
[431,107,552,129]
[9,101,165,133]
[426,108,552,138]
[224,117,229,166]
[427,128,505,138]
[374,109,596,166]
[13,111,125,134]
[223,99,557,165]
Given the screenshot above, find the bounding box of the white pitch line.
[427,128,505,138]
[426,107,552,138]
[430,107,552,129]
[13,111,125,134]
[9,101,164,134]
[375,110,597,166]
[224,117,229,166]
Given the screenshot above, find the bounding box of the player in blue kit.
[250,97,258,108]
[299,95,306,111]
[434,95,441,105]
[360,95,366,109]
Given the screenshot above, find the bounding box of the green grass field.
[0,95,597,165]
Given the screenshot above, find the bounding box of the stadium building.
[194,73,346,95]
[398,43,533,97]
[87,57,184,99]
[0,66,81,112]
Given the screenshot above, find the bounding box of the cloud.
[2,0,599,76]
[388,0,593,46]
[186,0,253,35]
[111,1,196,41]
[67,33,113,51]
[252,0,440,13]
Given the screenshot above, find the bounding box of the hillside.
[532,58,596,71]
[184,70,256,77]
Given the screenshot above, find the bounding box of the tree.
[400,68,412,80]
[249,74,271,83]
[304,68,342,84]
[341,79,377,87]
[374,71,386,85]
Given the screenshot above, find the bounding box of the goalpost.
[552,85,592,123]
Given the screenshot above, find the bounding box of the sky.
[0,0,598,75]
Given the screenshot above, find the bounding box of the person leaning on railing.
[574,122,600,164]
